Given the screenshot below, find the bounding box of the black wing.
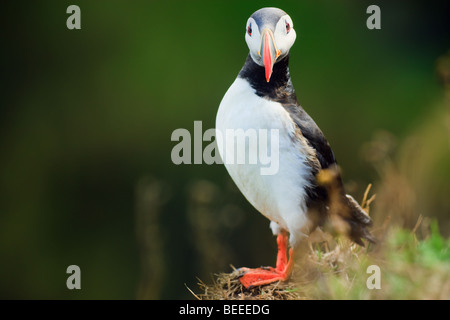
[282,103,337,170]
[284,104,376,245]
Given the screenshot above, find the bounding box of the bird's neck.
[238,54,297,105]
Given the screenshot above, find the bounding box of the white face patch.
[245,17,263,66]
[273,15,296,59]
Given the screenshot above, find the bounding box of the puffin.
[216,7,375,288]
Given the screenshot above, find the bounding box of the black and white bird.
[216,7,375,288]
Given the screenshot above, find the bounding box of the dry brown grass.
[194,267,305,300]
[191,234,375,300]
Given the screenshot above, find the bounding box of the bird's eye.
[285,21,291,34]
[247,24,252,36]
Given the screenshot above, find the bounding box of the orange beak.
[259,29,281,82]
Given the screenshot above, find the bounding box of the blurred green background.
[1,1,449,299]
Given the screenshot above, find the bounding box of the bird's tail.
[342,194,376,246]
[317,165,376,246]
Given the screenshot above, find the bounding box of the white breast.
[216,77,313,244]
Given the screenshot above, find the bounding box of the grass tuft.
[193,219,449,300]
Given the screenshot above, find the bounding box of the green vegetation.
[311,223,449,299]
[197,222,450,299]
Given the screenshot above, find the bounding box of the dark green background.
[1,1,449,299]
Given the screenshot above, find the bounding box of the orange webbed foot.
[239,231,295,289]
